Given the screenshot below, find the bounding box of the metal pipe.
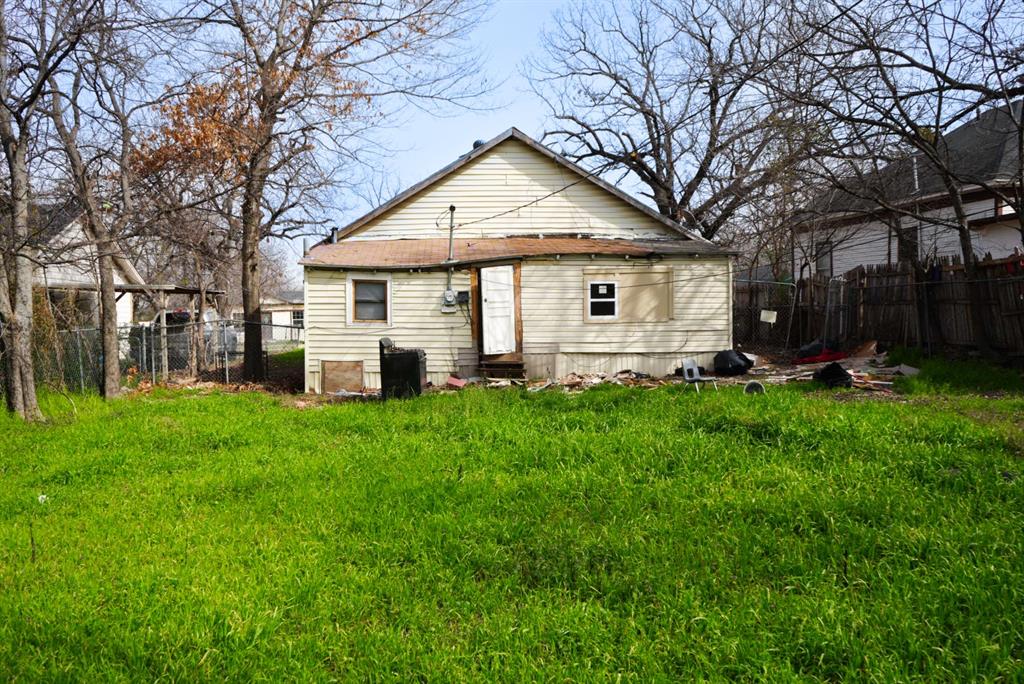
[222,319,229,384]
[75,330,85,392]
[150,325,156,384]
[159,294,168,382]
[446,205,456,263]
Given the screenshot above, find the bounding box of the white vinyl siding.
[36,218,139,327]
[800,196,1023,275]
[305,268,473,391]
[303,256,733,390]
[345,139,678,242]
[520,257,731,364]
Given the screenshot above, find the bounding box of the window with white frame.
[587,281,618,319]
[351,278,389,324]
[291,309,304,328]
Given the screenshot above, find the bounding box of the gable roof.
[25,200,85,245]
[8,199,146,286]
[276,289,304,304]
[808,100,1023,219]
[335,127,708,243]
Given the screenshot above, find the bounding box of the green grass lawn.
[1,372,1023,680]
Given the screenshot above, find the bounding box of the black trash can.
[379,337,427,399]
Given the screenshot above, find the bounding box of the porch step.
[479,360,526,379]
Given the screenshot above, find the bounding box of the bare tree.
[179,0,489,380]
[0,0,103,419]
[528,0,819,240]
[784,0,1024,351]
[44,0,174,398]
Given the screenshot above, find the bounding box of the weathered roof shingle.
[302,236,732,269]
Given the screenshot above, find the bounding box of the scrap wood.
[848,340,878,358]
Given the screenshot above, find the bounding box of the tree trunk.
[94,222,121,398]
[240,172,266,381]
[48,87,123,399]
[1,147,43,419]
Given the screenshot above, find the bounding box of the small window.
[588,281,617,319]
[261,312,272,325]
[291,309,304,328]
[231,312,243,321]
[353,280,388,323]
[815,241,833,277]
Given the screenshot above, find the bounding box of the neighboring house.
[230,290,305,342]
[796,101,1023,278]
[30,202,145,328]
[300,128,735,393]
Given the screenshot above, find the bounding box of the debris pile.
[430,343,921,398]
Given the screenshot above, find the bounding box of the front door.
[480,265,516,354]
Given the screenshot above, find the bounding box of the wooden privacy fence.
[793,255,1024,354]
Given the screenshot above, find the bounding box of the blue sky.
[280,0,571,277]
[374,0,571,196]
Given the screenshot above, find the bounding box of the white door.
[480,265,516,355]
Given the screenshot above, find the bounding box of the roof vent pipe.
[445,205,456,264]
[330,228,338,244]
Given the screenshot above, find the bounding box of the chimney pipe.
[330,228,338,244]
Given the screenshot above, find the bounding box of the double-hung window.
[291,310,304,328]
[588,281,618,320]
[351,279,389,324]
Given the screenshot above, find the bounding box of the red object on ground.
[794,350,848,365]
[447,376,467,389]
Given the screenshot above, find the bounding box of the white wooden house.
[300,128,735,392]
[32,203,145,328]
[230,290,305,342]
[795,102,1023,278]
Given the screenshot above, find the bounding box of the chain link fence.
[7,320,304,396]
[732,278,798,355]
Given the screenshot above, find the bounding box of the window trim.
[347,274,392,327]
[291,309,304,328]
[586,280,619,321]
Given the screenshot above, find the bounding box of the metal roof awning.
[44,281,225,297]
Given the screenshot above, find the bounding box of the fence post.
[75,330,85,392]
[784,283,796,351]
[150,325,156,384]
[222,320,229,384]
[159,306,169,382]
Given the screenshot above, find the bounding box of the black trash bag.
[798,338,840,358]
[714,350,754,376]
[813,362,853,388]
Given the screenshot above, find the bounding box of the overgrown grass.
[270,346,305,368]
[885,347,1024,395]
[1,383,1022,680]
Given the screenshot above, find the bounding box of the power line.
[795,202,1020,261]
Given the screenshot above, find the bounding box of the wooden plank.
[322,360,363,393]
[470,268,480,349]
[513,261,523,353]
